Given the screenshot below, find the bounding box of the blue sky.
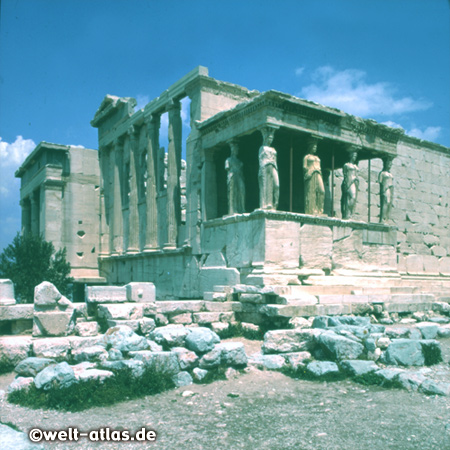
[0,0,449,252]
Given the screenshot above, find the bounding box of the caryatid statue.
[303,136,325,215]
[225,140,246,214]
[341,149,360,219]
[258,127,279,210]
[379,157,394,223]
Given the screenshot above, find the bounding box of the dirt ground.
[1,337,450,450]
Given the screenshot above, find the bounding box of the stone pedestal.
[0,279,15,305]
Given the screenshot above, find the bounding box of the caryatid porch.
[196,90,402,284]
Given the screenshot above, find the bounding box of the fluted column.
[127,126,140,253]
[144,114,160,251]
[111,137,124,255]
[165,99,182,249]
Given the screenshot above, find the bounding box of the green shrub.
[0,233,73,303]
[8,366,174,412]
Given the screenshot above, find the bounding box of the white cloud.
[407,126,441,141]
[295,67,305,77]
[0,135,35,168]
[300,66,432,117]
[0,136,35,197]
[381,121,404,129]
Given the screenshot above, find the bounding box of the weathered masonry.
[15,142,104,298]
[91,67,450,298]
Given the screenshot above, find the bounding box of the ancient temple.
[87,66,450,299]
[15,142,103,299]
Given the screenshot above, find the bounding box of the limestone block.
[139,318,156,335]
[171,347,199,370]
[156,300,204,315]
[265,220,300,269]
[422,255,439,274]
[97,303,144,321]
[199,267,240,294]
[262,329,320,354]
[85,286,127,304]
[33,310,76,337]
[306,361,340,378]
[299,224,332,271]
[143,303,157,316]
[106,319,140,332]
[125,282,155,303]
[203,301,235,312]
[193,312,222,324]
[317,331,364,361]
[0,336,32,366]
[69,335,105,351]
[211,322,229,334]
[431,246,447,257]
[75,321,100,337]
[150,325,190,348]
[0,279,15,305]
[419,379,450,396]
[340,360,379,377]
[439,257,450,276]
[383,339,424,366]
[169,312,193,324]
[396,372,426,392]
[33,337,71,359]
[424,234,440,247]
[239,293,265,304]
[204,252,227,267]
[405,255,424,274]
[219,312,235,323]
[34,281,61,306]
[100,359,144,378]
[0,305,33,321]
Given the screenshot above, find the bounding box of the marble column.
[165,99,182,249]
[144,114,160,251]
[127,126,140,253]
[98,145,111,256]
[258,126,279,210]
[111,137,124,255]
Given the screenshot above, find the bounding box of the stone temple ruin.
[3,65,450,321]
[1,66,450,404]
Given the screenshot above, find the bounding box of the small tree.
[0,233,74,303]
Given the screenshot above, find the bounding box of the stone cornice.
[203,209,395,232]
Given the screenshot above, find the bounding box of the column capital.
[167,98,181,112]
[259,125,279,147]
[306,134,323,152]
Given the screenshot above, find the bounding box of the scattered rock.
[396,372,426,392]
[249,352,286,370]
[383,339,425,366]
[262,329,319,354]
[185,327,220,353]
[417,322,440,339]
[192,367,208,381]
[283,351,312,371]
[340,360,379,377]
[34,362,77,390]
[103,325,148,352]
[15,357,55,377]
[172,371,193,387]
[7,376,34,393]
[306,361,340,378]
[419,379,450,396]
[317,331,364,361]
[216,342,247,366]
[150,325,190,348]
